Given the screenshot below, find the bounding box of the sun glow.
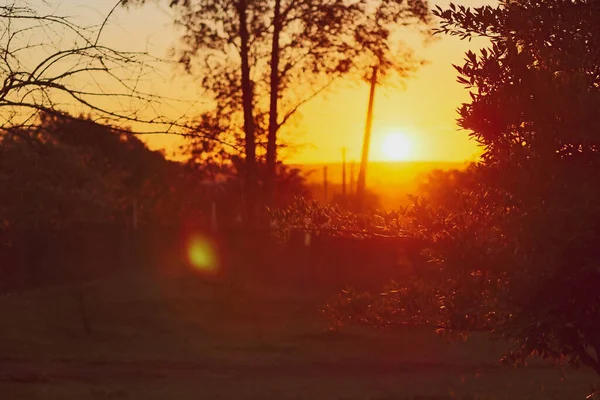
[380,130,414,161]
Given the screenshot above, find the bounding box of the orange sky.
[63,0,497,164]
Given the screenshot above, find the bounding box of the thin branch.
[0,2,204,141]
[277,77,337,130]
[95,0,121,46]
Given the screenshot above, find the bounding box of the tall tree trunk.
[266,0,282,208]
[238,0,257,227]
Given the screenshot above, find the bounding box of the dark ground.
[0,266,597,400]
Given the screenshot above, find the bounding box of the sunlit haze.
[59,0,496,164]
[379,129,415,161]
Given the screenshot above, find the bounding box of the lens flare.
[186,234,219,274]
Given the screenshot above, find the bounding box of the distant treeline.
[0,114,310,289]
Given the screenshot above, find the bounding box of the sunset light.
[4,0,599,397]
[380,130,414,161]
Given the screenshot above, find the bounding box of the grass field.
[0,267,597,400]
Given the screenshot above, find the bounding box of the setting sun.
[380,130,414,161]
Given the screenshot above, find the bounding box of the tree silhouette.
[122,0,432,224]
[0,1,184,136]
[430,0,600,376]
[0,114,183,233]
[0,113,220,287]
[328,0,600,380]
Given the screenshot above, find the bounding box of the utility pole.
[323,166,328,203]
[357,66,378,211]
[350,161,355,196]
[341,147,347,199]
[131,198,139,268]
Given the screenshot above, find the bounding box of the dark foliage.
[326,0,600,380]
[0,115,202,285]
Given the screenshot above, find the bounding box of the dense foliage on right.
[328,0,600,378]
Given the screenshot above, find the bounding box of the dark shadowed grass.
[0,267,597,399]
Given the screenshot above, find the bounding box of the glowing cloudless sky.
[61,0,497,164]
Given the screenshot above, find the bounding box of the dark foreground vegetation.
[318,1,600,395]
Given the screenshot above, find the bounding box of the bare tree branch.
[277,77,337,130]
[0,0,200,136]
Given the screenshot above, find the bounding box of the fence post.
[323,166,328,203]
[130,198,139,268]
